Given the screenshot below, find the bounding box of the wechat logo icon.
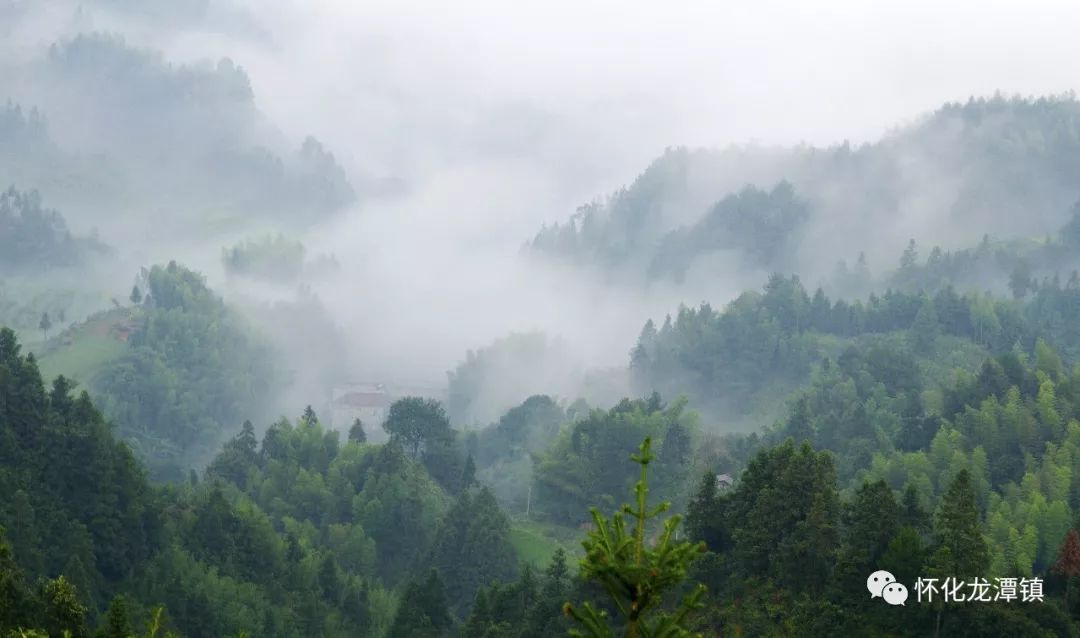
[867,570,908,606]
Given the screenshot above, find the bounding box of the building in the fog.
[331,384,391,442]
[330,381,446,443]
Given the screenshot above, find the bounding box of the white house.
[331,384,391,443]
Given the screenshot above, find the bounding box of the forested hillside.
[8,2,1080,635]
[0,188,108,273]
[1,32,355,242]
[531,96,1080,287]
[13,261,1080,636]
[77,263,275,481]
[0,327,538,636]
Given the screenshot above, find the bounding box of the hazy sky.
[164,0,1080,385]
[223,1,1080,195]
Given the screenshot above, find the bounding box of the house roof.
[334,391,389,408]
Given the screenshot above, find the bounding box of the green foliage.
[911,295,940,353]
[532,96,1080,295]
[91,262,277,479]
[533,395,696,525]
[0,328,423,636]
[0,188,107,273]
[933,470,990,578]
[726,440,839,594]
[387,570,453,638]
[348,418,366,444]
[0,328,159,599]
[383,397,454,457]
[649,181,810,280]
[835,480,899,594]
[98,595,131,638]
[35,33,354,226]
[221,235,311,282]
[564,438,705,638]
[470,394,564,511]
[428,486,518,613]
[447,333,573,426]
[460,547,574,638]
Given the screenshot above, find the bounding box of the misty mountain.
[530,95,1080,287]
[1,31,355,242]
[0,187,110,272]
[7,2,1080,636]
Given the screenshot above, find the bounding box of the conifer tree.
[387,569,452,638]
[933,470,989,578]
[685,472,725,551]
[564,437,705,638]
[900,484,930,534]
[348,418,366,443]
[911,296,939,353]
[461,455,477,488]
[100,594,132,638]
[38,312,51,341]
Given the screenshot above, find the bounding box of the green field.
[509,520,581,567]
[37,309,135,384]
[38,333,127,383]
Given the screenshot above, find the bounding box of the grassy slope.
[37,308,135,383]
[509,520,581,567]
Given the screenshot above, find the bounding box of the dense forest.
[8,2,1080,636]
[12,248,1080,634]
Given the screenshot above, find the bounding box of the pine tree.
[38,312,51,341]
[520,549,573,638]
[659,421,691,466]
[728,440,839,593]
[387,570,452,638]
[429,486,517,612]
[0,531,38,632]
[341,578,371,630]
[543,548,569,599]
[461,454,477,488]
[837,480,899,594]
[786,396,813,443]
[460,588,493,637]
[900,484,930,534]
[934,470,989,578]
[317,554,341,600]
[911,296,939,353]
[630,320,657,371]
[880,526,925,586]
[900,239,918,271]
[1008,261,1033,299]
[100,594,132,638]
[238,420,257,456]
[564,437,706,638]
[686,471,725,551]
[129,285,142,305]
[348,418,367,443]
